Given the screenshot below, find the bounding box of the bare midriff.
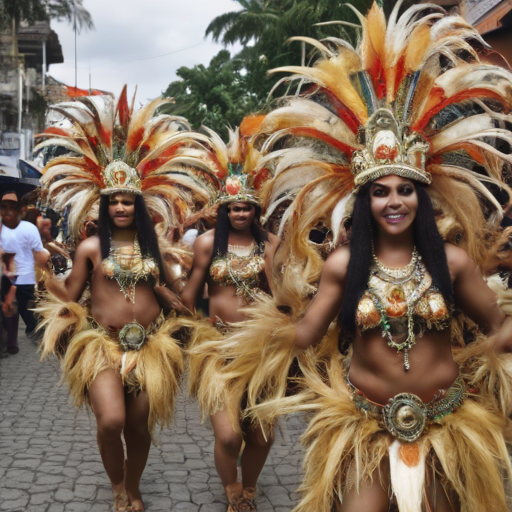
[348,328,459,404]
[207,278,248,323]
[89,261,161,330]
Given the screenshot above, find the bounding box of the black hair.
[212,203,269,258]
[339,181,453,349]
[98,194,165,279]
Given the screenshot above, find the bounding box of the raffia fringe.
[37,292,190,435]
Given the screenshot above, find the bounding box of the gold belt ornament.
[88,311,165,352]
[348,374,468,443]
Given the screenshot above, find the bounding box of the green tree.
[162,50,262,140]
[0,0,93,30]
[0,0,93,55]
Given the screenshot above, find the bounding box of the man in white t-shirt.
[0,192,49,353]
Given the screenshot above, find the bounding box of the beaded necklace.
[368,247,429,371]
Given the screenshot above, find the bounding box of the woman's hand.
[154,284,191,315]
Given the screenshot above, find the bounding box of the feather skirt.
[38,294,188,434]
[186,294,339,436]
[267,343,512,512]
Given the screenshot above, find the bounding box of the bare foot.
[129,498,145,512]
[112,485,130,512]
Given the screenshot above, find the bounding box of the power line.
[58,41,205,69]
[119,42,205,63]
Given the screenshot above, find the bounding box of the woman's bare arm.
[446,244,512,353]
[46,237,95,302]
[447,244,506,333]
[295,246,349,350]
[263,233,281,291]
[180,233,214,312]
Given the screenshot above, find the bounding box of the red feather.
[287,127,356,158]
[41,127,71,138]
[137,143,183,178]
[252,168,271,191]
[116,85,130,133]
[127,126,145,154]
[315,87,362,133]
[413,88,509,132]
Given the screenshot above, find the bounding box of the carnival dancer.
[202,3,512,511]
[182,147,280,511]
[37,87,221,512]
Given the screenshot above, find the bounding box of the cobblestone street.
[0,328,305,512]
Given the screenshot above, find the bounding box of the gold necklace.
[372,246,419,280]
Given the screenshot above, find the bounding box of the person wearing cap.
[0,192,49,353]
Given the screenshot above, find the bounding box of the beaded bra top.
[101,237,160,304]
[356,249,451,371]
[209,242,268,302]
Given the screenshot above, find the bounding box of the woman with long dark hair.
[182,178,280,512]
[207,4,512,511]
[38,91,217,512]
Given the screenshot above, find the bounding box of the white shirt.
[1,221,43,285]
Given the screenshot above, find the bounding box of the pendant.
[403,349,410,372]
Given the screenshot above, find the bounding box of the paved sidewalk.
[0,328,305,512]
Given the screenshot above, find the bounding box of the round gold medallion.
[383,393,426,442]
[119,322,146,351]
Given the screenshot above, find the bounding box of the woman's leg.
[240,422,274,489]
[88,369,126,496]
[123,389,151,511]
[337,478,390,512]
[210,409,244,499]
[425,471,459,512]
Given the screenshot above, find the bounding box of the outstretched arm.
[295,246,349,350]
[180,233,214,313]
[447,244,512,352]
[45,238,93,302]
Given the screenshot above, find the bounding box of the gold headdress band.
[351,108,431,188]
[101,161,142,195]
[217,172,260,206]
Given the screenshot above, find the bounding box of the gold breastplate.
[101,237,160,303]
[356,251,451,371]
[209,243,266,302]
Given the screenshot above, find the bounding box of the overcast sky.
[49,0,242,104]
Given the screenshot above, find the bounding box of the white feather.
[389,440,425,512]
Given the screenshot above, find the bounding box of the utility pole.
[42,40,46,94]
[18,62,23,133]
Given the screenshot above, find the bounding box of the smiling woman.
[200,3,512,512]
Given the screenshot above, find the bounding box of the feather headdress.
[249,1,512,280]
[212,125,264,206]
[36,86,224,241]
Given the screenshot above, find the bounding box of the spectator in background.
[0,192,49,352]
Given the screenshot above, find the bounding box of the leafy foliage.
[0,0,93,32]
[164,0,422,140]
[162,50,264,140]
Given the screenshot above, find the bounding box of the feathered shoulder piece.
[36,86,225,242]
[247,0,512,277]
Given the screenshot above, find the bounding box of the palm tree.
[1,0,93,56]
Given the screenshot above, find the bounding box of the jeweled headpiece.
[351,109,430,188]
[36,86,223,240]
[217,165,260,206]
[245,1,512,269]
[101,161,142,195]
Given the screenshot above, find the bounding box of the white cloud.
[49,0,242,103]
